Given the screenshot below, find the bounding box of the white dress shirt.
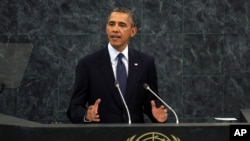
[108,43,129,79]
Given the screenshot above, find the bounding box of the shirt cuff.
[83,115,91,122]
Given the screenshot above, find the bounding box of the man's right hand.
[85,98,101,122]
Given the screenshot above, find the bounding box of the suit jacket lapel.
[125,49,140,100]
[100,48,123,107]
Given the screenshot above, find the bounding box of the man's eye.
[109,22,115,26]
[119,23,127,27]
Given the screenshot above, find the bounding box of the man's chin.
[109,43,121,48]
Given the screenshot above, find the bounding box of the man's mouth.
[110,35,121,39]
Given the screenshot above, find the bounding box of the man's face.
[106,12,137,51]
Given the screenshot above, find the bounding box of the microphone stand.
[143,83,179,124]
[115,81,131,124]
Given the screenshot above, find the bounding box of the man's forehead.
[108,12,131,22]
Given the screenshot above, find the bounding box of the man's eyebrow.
[108,21,128,25]
[118,22,127,25]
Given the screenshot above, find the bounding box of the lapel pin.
[134,63,138,66]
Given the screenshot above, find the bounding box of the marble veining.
[0,0,249,123]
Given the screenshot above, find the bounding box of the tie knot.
[117,53,124,60]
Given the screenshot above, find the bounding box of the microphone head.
[114,81,119,87]
[143,83,149,89]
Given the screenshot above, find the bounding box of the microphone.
[115,81,131,124]
[143,83,179,124]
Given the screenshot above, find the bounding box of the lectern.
[1,112,250,141]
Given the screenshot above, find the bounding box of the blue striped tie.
[116,53,127,95]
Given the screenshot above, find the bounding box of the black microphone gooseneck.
[143,83,179,124]
[115,81,131,124]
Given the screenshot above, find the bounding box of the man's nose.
[112,24,119,32]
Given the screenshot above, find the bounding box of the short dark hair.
[107,7,136,27]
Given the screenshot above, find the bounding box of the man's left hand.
[151,100,168,122]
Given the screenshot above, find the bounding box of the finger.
[94,98,101,107]
[160,105,165,109]
[92,114,100,122]
[164,109,168,113]
[151,100,156,108]
[93,98,101,112]
[93,117,100,122]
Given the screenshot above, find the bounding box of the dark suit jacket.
[67,47,159,123]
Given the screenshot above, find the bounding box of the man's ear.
[130,27,138,37]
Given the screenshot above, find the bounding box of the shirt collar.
[108,43,128,62]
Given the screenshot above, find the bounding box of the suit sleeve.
[143,56,159,123]
[67,59,89,123]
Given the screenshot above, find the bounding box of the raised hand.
[85,98,101,122]
[151,100,168,122]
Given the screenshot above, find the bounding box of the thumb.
[94,98,101,107]
[151,100,156,108]
[93,99,101,114]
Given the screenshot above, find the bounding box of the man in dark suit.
[67,7,168,123]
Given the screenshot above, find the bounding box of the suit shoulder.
[78,48,107,64]
[130,48,154,60]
